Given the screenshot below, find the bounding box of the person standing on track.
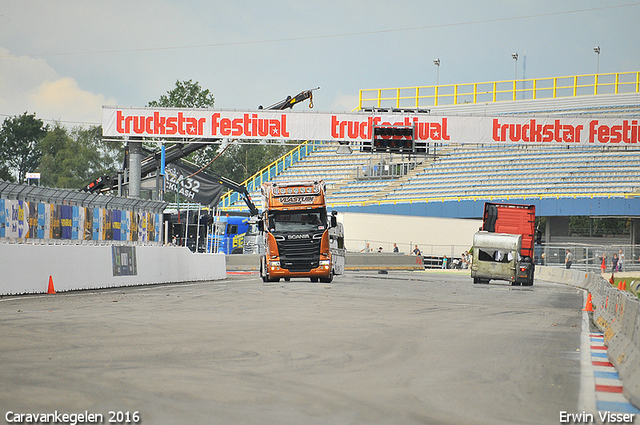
[565,249,573,269]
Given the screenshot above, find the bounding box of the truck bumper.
[268,266,331,279]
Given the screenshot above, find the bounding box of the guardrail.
[358,71,640,110]
[326,191,640,209]
[536,266,640,409]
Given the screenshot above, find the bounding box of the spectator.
[442,255,448,269]
[600,253,606,273]
[393,243,399,253]
[618,249,624,272]
[412,245,421,256]
[377,247,383,253]
[612,253,619,273]
[565,249,573,269]
[360,242,371,253]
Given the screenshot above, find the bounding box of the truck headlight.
[319,260,330,266]
[270,261,280,267]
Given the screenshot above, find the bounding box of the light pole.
[434,58,440,86]
[511,53,518,80]
[593,46,600,74]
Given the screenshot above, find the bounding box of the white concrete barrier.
[537,265,640,409]
[0,243,226,295]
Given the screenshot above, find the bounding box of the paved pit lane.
[0,270,584,425]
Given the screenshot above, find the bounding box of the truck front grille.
[278,237,321,272]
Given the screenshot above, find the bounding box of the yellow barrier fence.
[358,71,640,110]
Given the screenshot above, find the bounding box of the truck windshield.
[477,249,518,263]
[268,209,326,233]
[214,222,226,236]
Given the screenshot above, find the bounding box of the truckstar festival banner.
[103,107,640,145]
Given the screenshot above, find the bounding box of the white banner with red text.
[103,107,640,145]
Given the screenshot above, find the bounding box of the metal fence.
[356,160,420,180]
[0,180,166,245]
[358,71,640,109]
[346,238,640,273]
[537,244,640,274]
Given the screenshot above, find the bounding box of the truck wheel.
[284,277,291,281]
[320,271,334,283]
[310,277,319,282]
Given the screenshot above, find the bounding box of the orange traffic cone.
[583,293,594,312]
[620,281,626,291]
[47,276,56,294]
[609,275,615,285]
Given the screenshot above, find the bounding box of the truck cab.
[259,180,340,283]
[481,202,535,286]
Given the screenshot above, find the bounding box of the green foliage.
[194,142,291,183]
[37,124,123,188]
[147,79,215,108]
[145,79,217,165]
[0,112,47,182]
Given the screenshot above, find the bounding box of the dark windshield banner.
[165,161,225,206]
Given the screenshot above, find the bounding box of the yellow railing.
[358,71,640,110]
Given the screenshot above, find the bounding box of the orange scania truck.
[259,180,340,283]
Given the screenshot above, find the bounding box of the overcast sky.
[1,1,638,127]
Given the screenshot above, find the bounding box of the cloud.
[331,93,360,112]
[28,78,116,126]
[0,47,115,126]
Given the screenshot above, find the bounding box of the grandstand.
[220,141,640,212]
[219,71,640,223]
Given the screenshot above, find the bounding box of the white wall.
[0,244,226,295]
[339,212,482,256]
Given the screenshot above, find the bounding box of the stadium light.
[511,53,518,80]
[434,58,440,86]
[593,46,600,74]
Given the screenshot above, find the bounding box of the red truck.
[481,202,536,286]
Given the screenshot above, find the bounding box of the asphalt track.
[0,270,586,425]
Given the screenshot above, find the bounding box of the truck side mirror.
[258,219,264,232]
[330,212,337,228]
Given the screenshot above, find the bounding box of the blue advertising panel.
[0,199,5,238]
[92,208,100,240]
[71,206,79,240]
[60,205,73,239]
[112,209,121,241]
[37,203,46,239]
[120,210,128,242]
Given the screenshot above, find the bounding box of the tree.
[147,79,215,108]
[146,80,293,202]
[196,142,290,183]
[37,124,122,188]
[0,112,47,182]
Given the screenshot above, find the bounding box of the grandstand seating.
[220,71,640,214]
[221,141,640,212]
